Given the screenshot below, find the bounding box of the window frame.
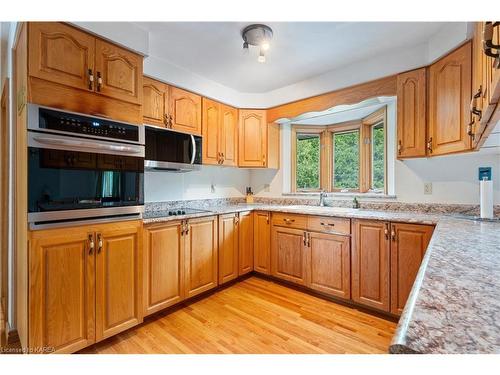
[290,107,387,194]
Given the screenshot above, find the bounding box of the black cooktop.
[144,208,213,219]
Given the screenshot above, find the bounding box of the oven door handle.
[32,135,144,154]
[190,135,196,165]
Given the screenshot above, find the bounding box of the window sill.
[284,192,397,199]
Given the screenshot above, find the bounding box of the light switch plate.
[424,182,432,195]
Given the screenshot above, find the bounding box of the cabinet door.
[309,231,350,299]
[351,219,390,312]
[143,221,184,316]
[95,221,142,341]
[143,76,169,126]
[218,213,239,284]
[396,68,427,158]
[271,226,308,285]
[220,104,238,166]
[184,216,218,298]
[28,22,95,93]
[390,223,433,315]
[169,86,202,135]
[253,211,271,274]
[202,97,221,165]
[238,109,267,167]
[29,226,95,354]
[95,39,143,105]
[238,211,254,276]
[428,42,472,156]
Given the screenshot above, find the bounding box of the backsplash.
[145,196,500,216]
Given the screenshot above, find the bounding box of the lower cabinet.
[29,220,143,354]
[271,226,309,285]
[184,216,218,298]
[218,213,239,284]
[253,211,271,274]
[309,231,351,300]
[143,221,184,316]
[390,223,433,315]
[351,219,391,312]
[238,211,254,276]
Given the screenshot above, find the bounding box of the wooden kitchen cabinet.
[27,22,144,124]
[351,219,390,312]
[271,226,308,286]
[28,22,95,93]
[238,109,279,168]
[218,213,239,284]
[143,76,169,126]
[390,223,433,315]
[143,221,184,316]
[29,226,96,354]
[428,42,472,156]
[308,231,351,299]
[238,211,254,276]
[169,86,202,135]
[202,98,239,166]
[95,221,143,341]
[184,216,218,298]
[253,211,271,274]
[396,68,427,158]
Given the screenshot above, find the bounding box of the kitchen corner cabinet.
[390,223,433,315]
[351,219,390,312]
[396,68,427,158]
[238,109,280,168]
[143,221,184,316]
[29,220,143,353]
[142,76,169,126]
[28,22,143,123]
[184,216,218,298]
[202,98,239,166]
[428,42,472,156]
[218,213,239,284]
[253,211,271,274]
[238,211,254,276]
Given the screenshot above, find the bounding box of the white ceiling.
[135,22,447,93]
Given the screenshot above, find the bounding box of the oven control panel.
[38,107,140,142]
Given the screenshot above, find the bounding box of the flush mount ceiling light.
[241,24,273,63]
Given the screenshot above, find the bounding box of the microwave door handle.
[32,136,143,154]
[190,135,196,165]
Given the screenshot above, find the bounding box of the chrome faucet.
[319,190,327,207]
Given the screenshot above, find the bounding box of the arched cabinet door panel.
[143,77,169,126]
[169,86,202,135]
[238,109,267,167]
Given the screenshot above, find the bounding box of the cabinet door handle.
[266,214,270,224]
[470,87,482,119]
[97,233,103,254]
[483,22,500,59]
[88,234,95,255]
[164,114,169,126]
[303,231,307,246]
[391,227,396,241]
[96,72,102,92]
[427,138,433,154]
[384,223,389,240]
[88,69,94,90]
[262,154,266,166]
[467,121,475,139]
[397,140,402,154]
[234,216,239,225]
[307,232,311,247]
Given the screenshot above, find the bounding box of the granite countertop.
[143,203,500,353]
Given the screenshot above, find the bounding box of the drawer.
[271,212,308,229]
[308,216,351,235]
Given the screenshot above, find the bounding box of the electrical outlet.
[424,182,432,195]
[210,184,215,193]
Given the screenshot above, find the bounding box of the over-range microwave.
[144,125,202,172]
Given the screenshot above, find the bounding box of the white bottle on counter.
[480,177,494,219]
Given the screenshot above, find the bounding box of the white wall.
[144,166,250,202]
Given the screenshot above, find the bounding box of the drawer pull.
[283,218,295,224]
[320,222,335,227]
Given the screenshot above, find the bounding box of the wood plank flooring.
[80,276,396,354]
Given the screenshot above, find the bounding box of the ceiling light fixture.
[241,24,273,63]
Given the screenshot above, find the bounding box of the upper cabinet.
[396,68,427,158]
[27,22,144,124]
[202,98,238,166]
[94,39,142,105]
[428,42,472,156]
[169,86,202,135]
[143,76,169,126]
[238,109,279,168]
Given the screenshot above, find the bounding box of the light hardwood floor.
[80,276,396,354]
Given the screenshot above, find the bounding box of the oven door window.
[28,147,144,213]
